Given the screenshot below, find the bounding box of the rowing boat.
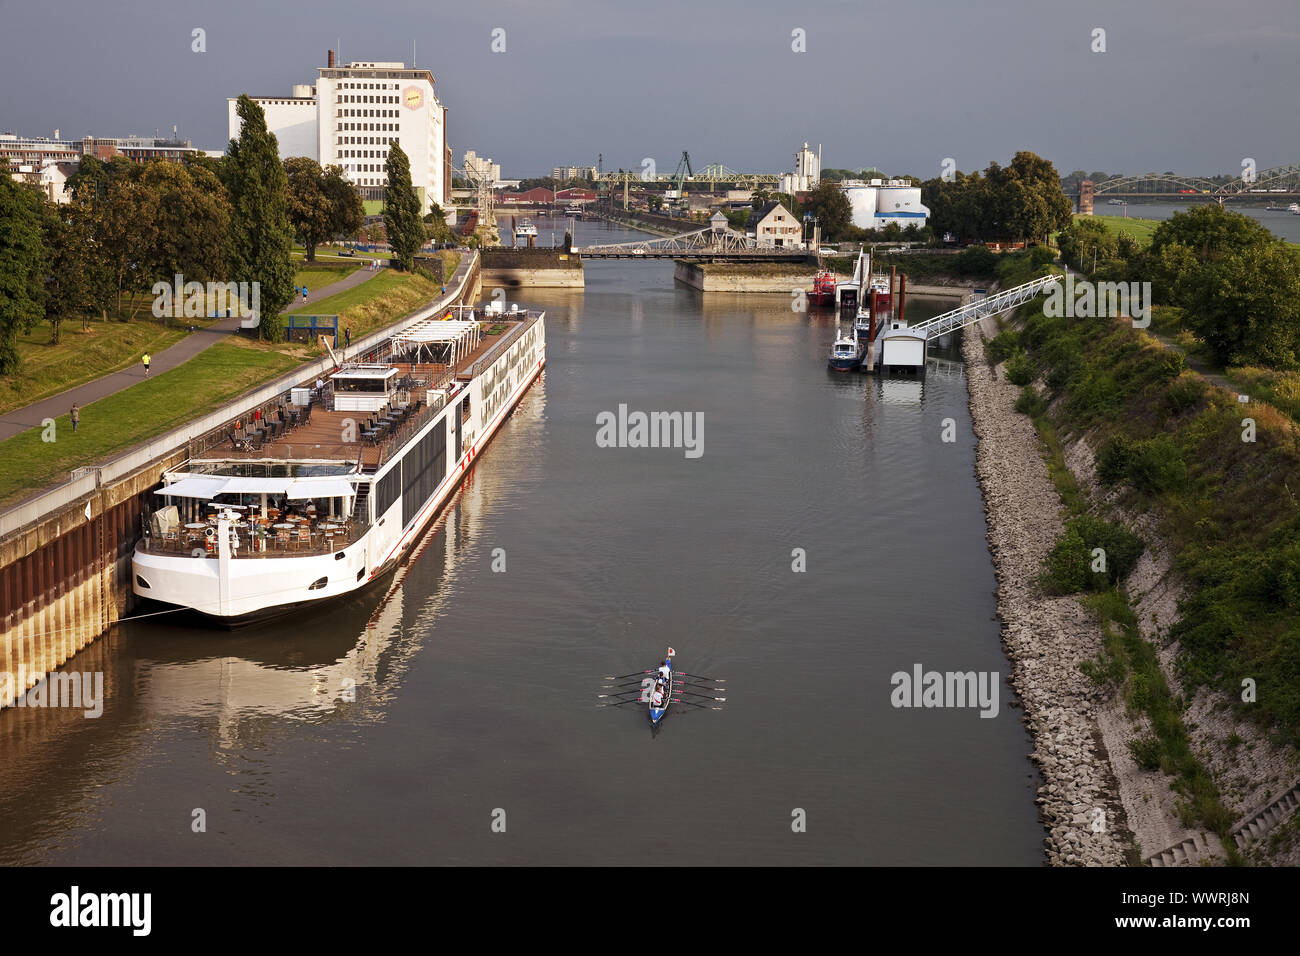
[649,651,675,725]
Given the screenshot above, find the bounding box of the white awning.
[160,477,229,499]
[214,477,293,495]
[287,478,356,500]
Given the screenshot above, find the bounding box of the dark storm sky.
[1,0,1296,179]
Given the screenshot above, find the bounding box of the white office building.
[228,52,449,213]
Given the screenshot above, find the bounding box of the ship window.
[308,577,328,591]
[335,550,346,560]
[135,575,151,589]
[357,568,366,581]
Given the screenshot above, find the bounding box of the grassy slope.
[0,317,192,415]
[0,339,300,506]
[0,269,449,505]
[1009,293,1300,750]
[285,271,442,340]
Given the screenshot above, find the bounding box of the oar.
[597,698,644,708]
[603,671,654,680]
[674,681,725,690]
[678,673,725,683]
[677,691,726,702]
[669,698,707,709]
[597,690,646,699]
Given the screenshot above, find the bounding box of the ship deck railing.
[138,516,370,559]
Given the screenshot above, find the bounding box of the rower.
[651,681,665,706]
[657,662,671,681]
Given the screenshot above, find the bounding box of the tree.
[384,143,424,270]
[1181,243,1300,368]
[1001,151,1074,243]
[1057,218,1117,271]
[802,179,852,241]
[93,176,159,316]
[40,200,100,343]
[224,94,296,341]
[140,161,229,312]
[321,165,363,243]
[287,159,364,261]
[1149,205,1276,307]
[0,177,45,373]
[422,202,454,245]
[285,157,330,262]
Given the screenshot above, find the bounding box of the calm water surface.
[0,219,1043,865]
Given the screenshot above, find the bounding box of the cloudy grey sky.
[1,0,1296,179]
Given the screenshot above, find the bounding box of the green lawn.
[0,340,300,507]
[291,263,361,294]
[1073,214,1163,247]
[0,316,193,415]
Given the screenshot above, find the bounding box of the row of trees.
[920,152,1074,244]
[728,153,1071,246]
[0,95,432,370]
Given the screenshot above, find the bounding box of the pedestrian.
[345,327,351,348]
[71,403,79,433]
[302,286,308,303]
[142,353,151,377]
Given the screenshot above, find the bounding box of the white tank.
[842,182,879,229]
[875,185,927,218]
[291,84,313,98]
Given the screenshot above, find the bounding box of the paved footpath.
[0,264,384,441]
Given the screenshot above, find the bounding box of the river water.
[1095,200,1300,244]
[0,218,1044,866]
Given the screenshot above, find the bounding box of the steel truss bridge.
[577,224,808,260]
[1092,164,1300,198]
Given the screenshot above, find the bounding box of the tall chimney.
[328,49,335,68]
[898,274,907,326]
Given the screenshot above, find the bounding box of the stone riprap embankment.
[963,321,1128,865]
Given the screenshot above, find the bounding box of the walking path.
[0,265,384,441]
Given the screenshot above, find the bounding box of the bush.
[1165,374,1206,415]
[1096,436,1132,485]
[1015,385,1046,417]
[1042,515,1144,594]
[1004,352,1035,386]
[1128,736,1163,772]
[1094,434,1186,493]
[1126,436,1187,494]
[985,329,1020,365]
[955,245,997,276]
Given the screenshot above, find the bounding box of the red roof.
[499,187,554,203]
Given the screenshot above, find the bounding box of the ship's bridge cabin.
[330,365,398,413]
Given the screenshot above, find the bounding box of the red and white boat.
[808,270,837,307]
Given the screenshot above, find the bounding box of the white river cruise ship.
[132,305,545,624]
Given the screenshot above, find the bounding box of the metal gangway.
[908,274,1063,341]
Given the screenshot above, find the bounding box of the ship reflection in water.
[0,389,545,866]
